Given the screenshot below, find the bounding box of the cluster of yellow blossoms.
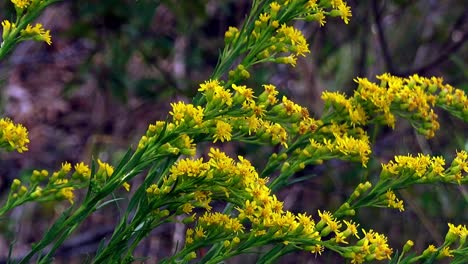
[11,0,31,9]
[382,150,467,185]
[19,23,52,45]
[137,80,303,149]
[399,223,467,262]
[0,157,129,216]
[0,118,29,153]
[140,78,375,178]
[1,0,52,53]
[343,150,467,216]
[153,147,392,263]
[220,0,352,81]
[1,162,90,215]
[322,74,468,138]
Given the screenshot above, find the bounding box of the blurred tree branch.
[372,0,468,76]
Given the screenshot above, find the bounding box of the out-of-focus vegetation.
[0,0,466,262]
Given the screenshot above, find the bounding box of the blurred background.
[0,0,467,263]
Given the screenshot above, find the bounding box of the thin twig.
[371,0,395,74]
[372,1,468,76]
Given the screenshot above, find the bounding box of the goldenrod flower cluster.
[1,0,54,60]
[154,147,392,263]
[1,157,132,216]
[381,150,467,185]
[138,121,196,157]
[383,189,404,212]
[219,0,352,81]
[11,0,31,9]
[1,162,92,215]
[342,229,393,263]
[146,148,263,212]
[20,23,52,45]
[1,20,17,40]
[0,118,29,153]
[397,223,467,263]
[138,80,314,149]
[345,151,467,215]
[93,159,130,192]
[322,74,468,138]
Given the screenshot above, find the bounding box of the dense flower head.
[356,74,467,137]
[275,24,310,57]
[11,0,31,9]
[336,1,352,24]
[198,82,307,146]
[147,148,265,215]
[221,0,353,78]
[381,151,467,185]
[169,157,209,179]
[213,120,233,143]
[445,223,467,244]
[5,160,95,208]
[346,229,393,263]
[322,74,467,138]
[168,146,394,262]
[97,159,114,177]
[300,131,371,167]
[198,212,245,234]
[224,26,239,43]
[384,189,404,211]
[169,101,204,127]
[20,23,52,45]
[0,118,30,153]
[2,20,17,40]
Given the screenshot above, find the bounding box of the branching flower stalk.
[0,0,58,60]
[0,0,467,264]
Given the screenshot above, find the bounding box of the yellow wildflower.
[169,158,209,178]
[194,226,206,239]
[169,102,204,126]
[236,200,258,220]
[309,244,324,255]
[437,246,454,258]
[213,120,232,142]
[343,220,360,238]
[57,187,75,203]
[199,79,222,92]
[61,162,72,174]
[338,2,352,24]
[224,27,239,43]
[2,20,16,40]
[270,2,281,14]
[402,240,414,253]
[385,190,404,211]
[122,182,131,192]
[74,162,91,180]
[20,23,52,45]
[181,203,194,214]
[11,0,31,9]
[0,118,30,153]
[97,159,114,177]
[422,244,438,258]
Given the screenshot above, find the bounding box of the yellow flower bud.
[18,185,28,196]
[11,179,22,192]
[403,240,414,253]
[31,186,43,199]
